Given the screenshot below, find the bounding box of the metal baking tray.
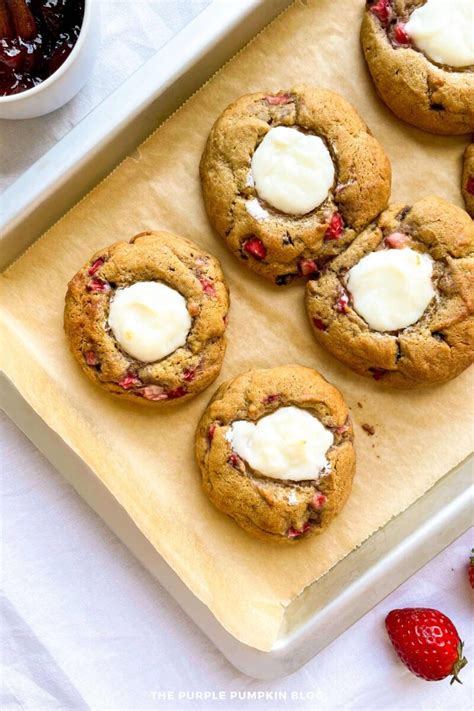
[1,0,472,679]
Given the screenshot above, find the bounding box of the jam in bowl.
[0,0,85,96]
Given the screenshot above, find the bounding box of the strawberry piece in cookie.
[118,374,142,390]
[370,0,391,25]
[385,232,408,248]
[393,23,410,45]
[298,258,318,276]
[324,213,344,241]
[243,236,267,260]
[264,93,292,105]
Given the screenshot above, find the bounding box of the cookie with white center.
[195,365,355,544]
[64,231,230,404]
[200,85,391,285]
[306,196,474,388]
[462,143,474,217]
[361,0,474,135]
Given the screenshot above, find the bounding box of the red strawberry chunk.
[336,292,349,313]
[200,278,216,297]
[299,258,318,276]
[385,232,408,248]
[207,423,217,444]
[324,213,344,241]
[371,368,386,381]
[118,373,142,390]
[88,257,104,276]
[140,385,167,401]
[311,493,327,509]
[243,236,267,260]
[87,277,110,293]
[385,608,468,683]
[167,386,187,400]
[394,22,410,45]
[466,176,474,195]
[287,521,312,539]
[183,367,196,382]
[85,351,99,366]
[370,0,391,25]
[312,317,327,331]
[265,93,292,105]
[263,393,280,405]
[228,453,242,468]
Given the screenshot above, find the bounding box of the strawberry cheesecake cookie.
[200,85,391,285]
[462,143,474,217]
[64,231,230,404]
[361,0,474,135]
[306,196,474,388]
[195,365,355,543]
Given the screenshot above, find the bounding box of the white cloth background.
[1,1,473,709]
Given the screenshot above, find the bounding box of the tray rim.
[1,0,473,679]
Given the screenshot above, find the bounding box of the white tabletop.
[1,2,473,709]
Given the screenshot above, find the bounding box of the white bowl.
[0,0,100,120]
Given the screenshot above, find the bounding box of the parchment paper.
[1,0,472,652]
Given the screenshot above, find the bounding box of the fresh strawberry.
[466,176,474,196]
[385,608,468,683]
[469,549,474,589]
